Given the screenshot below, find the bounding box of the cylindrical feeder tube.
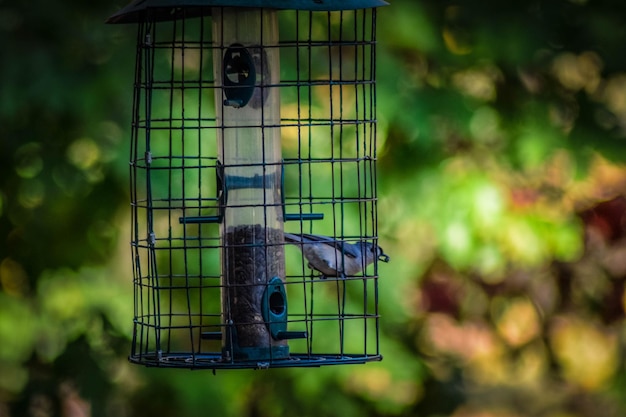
[212,7,287,361]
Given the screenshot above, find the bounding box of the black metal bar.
[179,216,222,224]
[201,332,223,340]
[275,331,308,340]
[284,213,324,221]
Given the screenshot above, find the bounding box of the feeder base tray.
[129,352,383,370]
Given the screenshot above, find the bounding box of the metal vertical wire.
[370,7,379,359]
[305,10,315,359]
[355,7,367,357]
[166,15,176,358]
[149,17,162,361]
[293,9,307,358]
[146,18,161,361]
[130,20,143,362]
[331,10,343,358]
[180,12,197,364]
[195,8,206,359]
[259,7,271,361]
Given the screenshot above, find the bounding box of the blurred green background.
[3,0,626,416]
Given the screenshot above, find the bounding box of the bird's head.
[363,242,390,263]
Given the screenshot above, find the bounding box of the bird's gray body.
[284,233,388,277]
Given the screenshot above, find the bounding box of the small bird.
[284,233,390,278]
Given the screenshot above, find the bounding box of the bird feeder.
[107,0,387,369]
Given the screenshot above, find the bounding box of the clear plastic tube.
[212,7,287,360]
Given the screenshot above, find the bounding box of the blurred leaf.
[549,316,619,390]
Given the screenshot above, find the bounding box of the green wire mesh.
[123,6,382,370]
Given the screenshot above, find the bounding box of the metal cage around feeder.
[107,0,388,370]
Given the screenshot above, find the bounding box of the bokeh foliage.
[2,0,626,416]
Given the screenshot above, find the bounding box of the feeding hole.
[225,54,251,83]
[269,290,285,316]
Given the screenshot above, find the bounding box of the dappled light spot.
[442,221,473,264]
[453,68,501,102]
[548,101,577,133]
[474,245,506,282]
[37,269,87,322]
[492,297,540,347]
[67,138,101,171]
[596,74,626,121]
[549,316,618,390]
[0,258,29,297]
[345,367,420,407]
[347,367,390,397]
[14,142,43,179]
[469,106,501,143]
[442,28,472,55]
[423,313,498,362]
[471,181,505,229]
[18,179,45,209]
[443,6,472,55]
[0,292,38,368]
[502,218,548,265]
[510,341,548,385]
[551,51,602,93]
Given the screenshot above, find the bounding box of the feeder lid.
[107,0,389,24]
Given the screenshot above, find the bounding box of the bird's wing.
[332,241,360,259]
[285,233,359,258]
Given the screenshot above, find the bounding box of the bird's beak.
[378,253,390,263]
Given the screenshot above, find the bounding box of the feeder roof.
[106,0,389,24]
